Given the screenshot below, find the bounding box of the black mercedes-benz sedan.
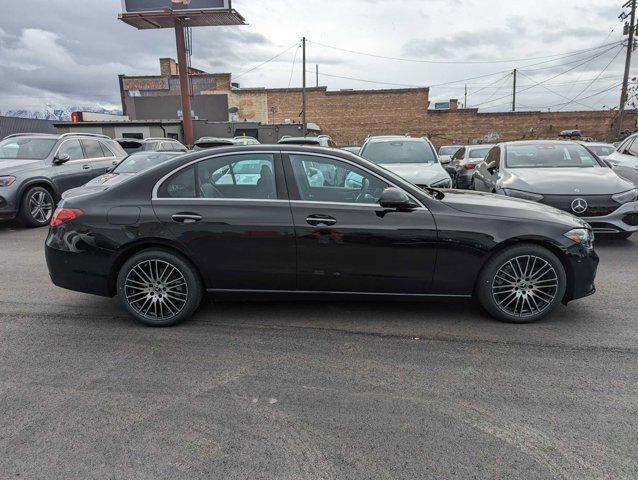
[45,145,598,327]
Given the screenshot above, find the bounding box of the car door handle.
[171,213,202,224]
[306,215,337,226]
[112,160,119,165]
[82,164,91,170]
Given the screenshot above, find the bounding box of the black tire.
[616,231,633,240]
[18,186,55,228]
[117,249,203,327]
[476,244,567,323]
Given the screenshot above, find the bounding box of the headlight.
[502,189,544,202]
[611,188,638,204]
[0,176,16,187]
[431,178,451,188]
[564,228,594,250]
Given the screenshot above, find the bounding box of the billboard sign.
[123,77,170,91]
[122,0,229,12]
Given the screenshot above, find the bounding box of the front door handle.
[82,164,91,170]
[172,213,202,224]
[306,214,337,226]
[112,160,119,165]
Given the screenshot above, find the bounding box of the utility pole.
[618,0,637,136]
[512,69,517,112]
[464,84,467,109]
[175,18,194,147]
[316,64,319,87]
[302,37,307,137]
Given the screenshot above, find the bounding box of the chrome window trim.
[152,150,279,200]
[151,149,426,209]
[287,151,426,209]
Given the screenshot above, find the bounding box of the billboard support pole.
[175,17,194,147]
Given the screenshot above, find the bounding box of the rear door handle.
[172,213,202,224]
[306,215,337,226]
[82,164,91,170]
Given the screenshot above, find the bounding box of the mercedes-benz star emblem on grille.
[571,198,588,214]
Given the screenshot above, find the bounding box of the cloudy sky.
[0,0,631,114]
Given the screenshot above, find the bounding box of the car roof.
[577,141,615,147]
[466,144,494,149]
[365,136,425,143]
[278,137,322,144]
[500,139,583,147]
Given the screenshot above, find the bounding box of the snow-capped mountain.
[1,105,122,121]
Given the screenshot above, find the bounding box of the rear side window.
[157,166,196,198]
[98,141,116,157]
[81,140,104,159]
[198,154,276,199]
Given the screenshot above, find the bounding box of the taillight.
[50,208,84,227]
[463,163,477,170]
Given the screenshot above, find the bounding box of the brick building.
[118,58,637,146]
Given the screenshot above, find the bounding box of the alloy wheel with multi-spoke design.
[29,190,54,224]
[491,255,559,319]
[124,259,189,321]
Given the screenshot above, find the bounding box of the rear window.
[468,147,491,159]
[587,145,615,157]
[361,140,437,164]
[439,146,461,156]
[114,152,180,174]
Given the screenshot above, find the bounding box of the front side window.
[289,154,388,204]
[361,140,437,164]
[0,137,57,160]
[505,144,601,169]
[627,138,638,157]
[452,147,466,160]
[485,147,501,168]
[198,154,276,199]
[57,139,85,161]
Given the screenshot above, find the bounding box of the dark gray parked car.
[0,133,127,227]
[115,138,187,154]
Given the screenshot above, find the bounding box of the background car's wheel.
[476,244,567,323]
[18,186,55,227]
[117,249,203,327]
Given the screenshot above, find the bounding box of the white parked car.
[359,136,452,189]
[604,134,638,185]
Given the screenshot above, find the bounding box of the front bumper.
[581,201,638,234]
[563,246,599,303]
[0,194,18,220]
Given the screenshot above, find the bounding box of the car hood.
[378,162,449,185]
[441,189,587,228]
[62,172,135,199]
[0,159,43,174]
[503,167,633,195]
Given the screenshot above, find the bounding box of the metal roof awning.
[119,9,246,29]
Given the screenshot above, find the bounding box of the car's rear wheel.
[117,249,203,327]
[18,186,55,227]
[476,244,567,323]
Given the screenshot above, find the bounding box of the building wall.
[0,116,56,139]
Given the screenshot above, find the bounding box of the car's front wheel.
[18,186,55,227]
[476,244,567,323]
[117,249,203,327]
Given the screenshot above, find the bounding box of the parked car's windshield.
[439,146,461,156]
[0,137,57,160]
[362,140,437,164]
[114,152,181,174]
[506,144,602,168]
[587,145,615,157]
[468,147,491,159]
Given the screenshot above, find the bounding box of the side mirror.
[379,187,418,210]
[440,157,451,165]
[53,153,70,164]
[487,161,498,174]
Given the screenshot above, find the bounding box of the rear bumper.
[45,232,113,297]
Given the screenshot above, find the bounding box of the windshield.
[114,152,180,174]
[439,146,461,156]
[361,140,437,164]
[0,137,57,160]
[468,147,491,159]
[505,144,602,168]
[587,145,615,157]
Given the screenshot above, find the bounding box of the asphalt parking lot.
[0,223,636,479]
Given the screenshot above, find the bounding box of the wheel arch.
[18,178,60,203]
[107,239,205,296]
[478,237,574,303]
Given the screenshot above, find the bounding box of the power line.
[307,39,623,65]
[286,43,302,90]
[234,41,300,79]
[517,70,595,110]
[310,70,424,88]
[519,81,623,110]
